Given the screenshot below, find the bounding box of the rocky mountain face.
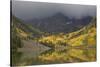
[24,13,93,33]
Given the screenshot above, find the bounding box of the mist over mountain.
[12,0,96,33]
[12,1,96,20]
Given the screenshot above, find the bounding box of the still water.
[17,46,96,66]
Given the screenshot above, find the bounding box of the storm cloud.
[12,0,96,20]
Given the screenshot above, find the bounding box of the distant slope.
[12,16,43,39]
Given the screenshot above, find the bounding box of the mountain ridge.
[24,12,93,33]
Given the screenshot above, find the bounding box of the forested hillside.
[38,17,96,48]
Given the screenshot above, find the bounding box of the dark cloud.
[12,0,96,20]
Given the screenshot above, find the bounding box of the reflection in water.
[18,46,96,65]
[39,47,96,63]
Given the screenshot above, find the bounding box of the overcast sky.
[12,0,96,20]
